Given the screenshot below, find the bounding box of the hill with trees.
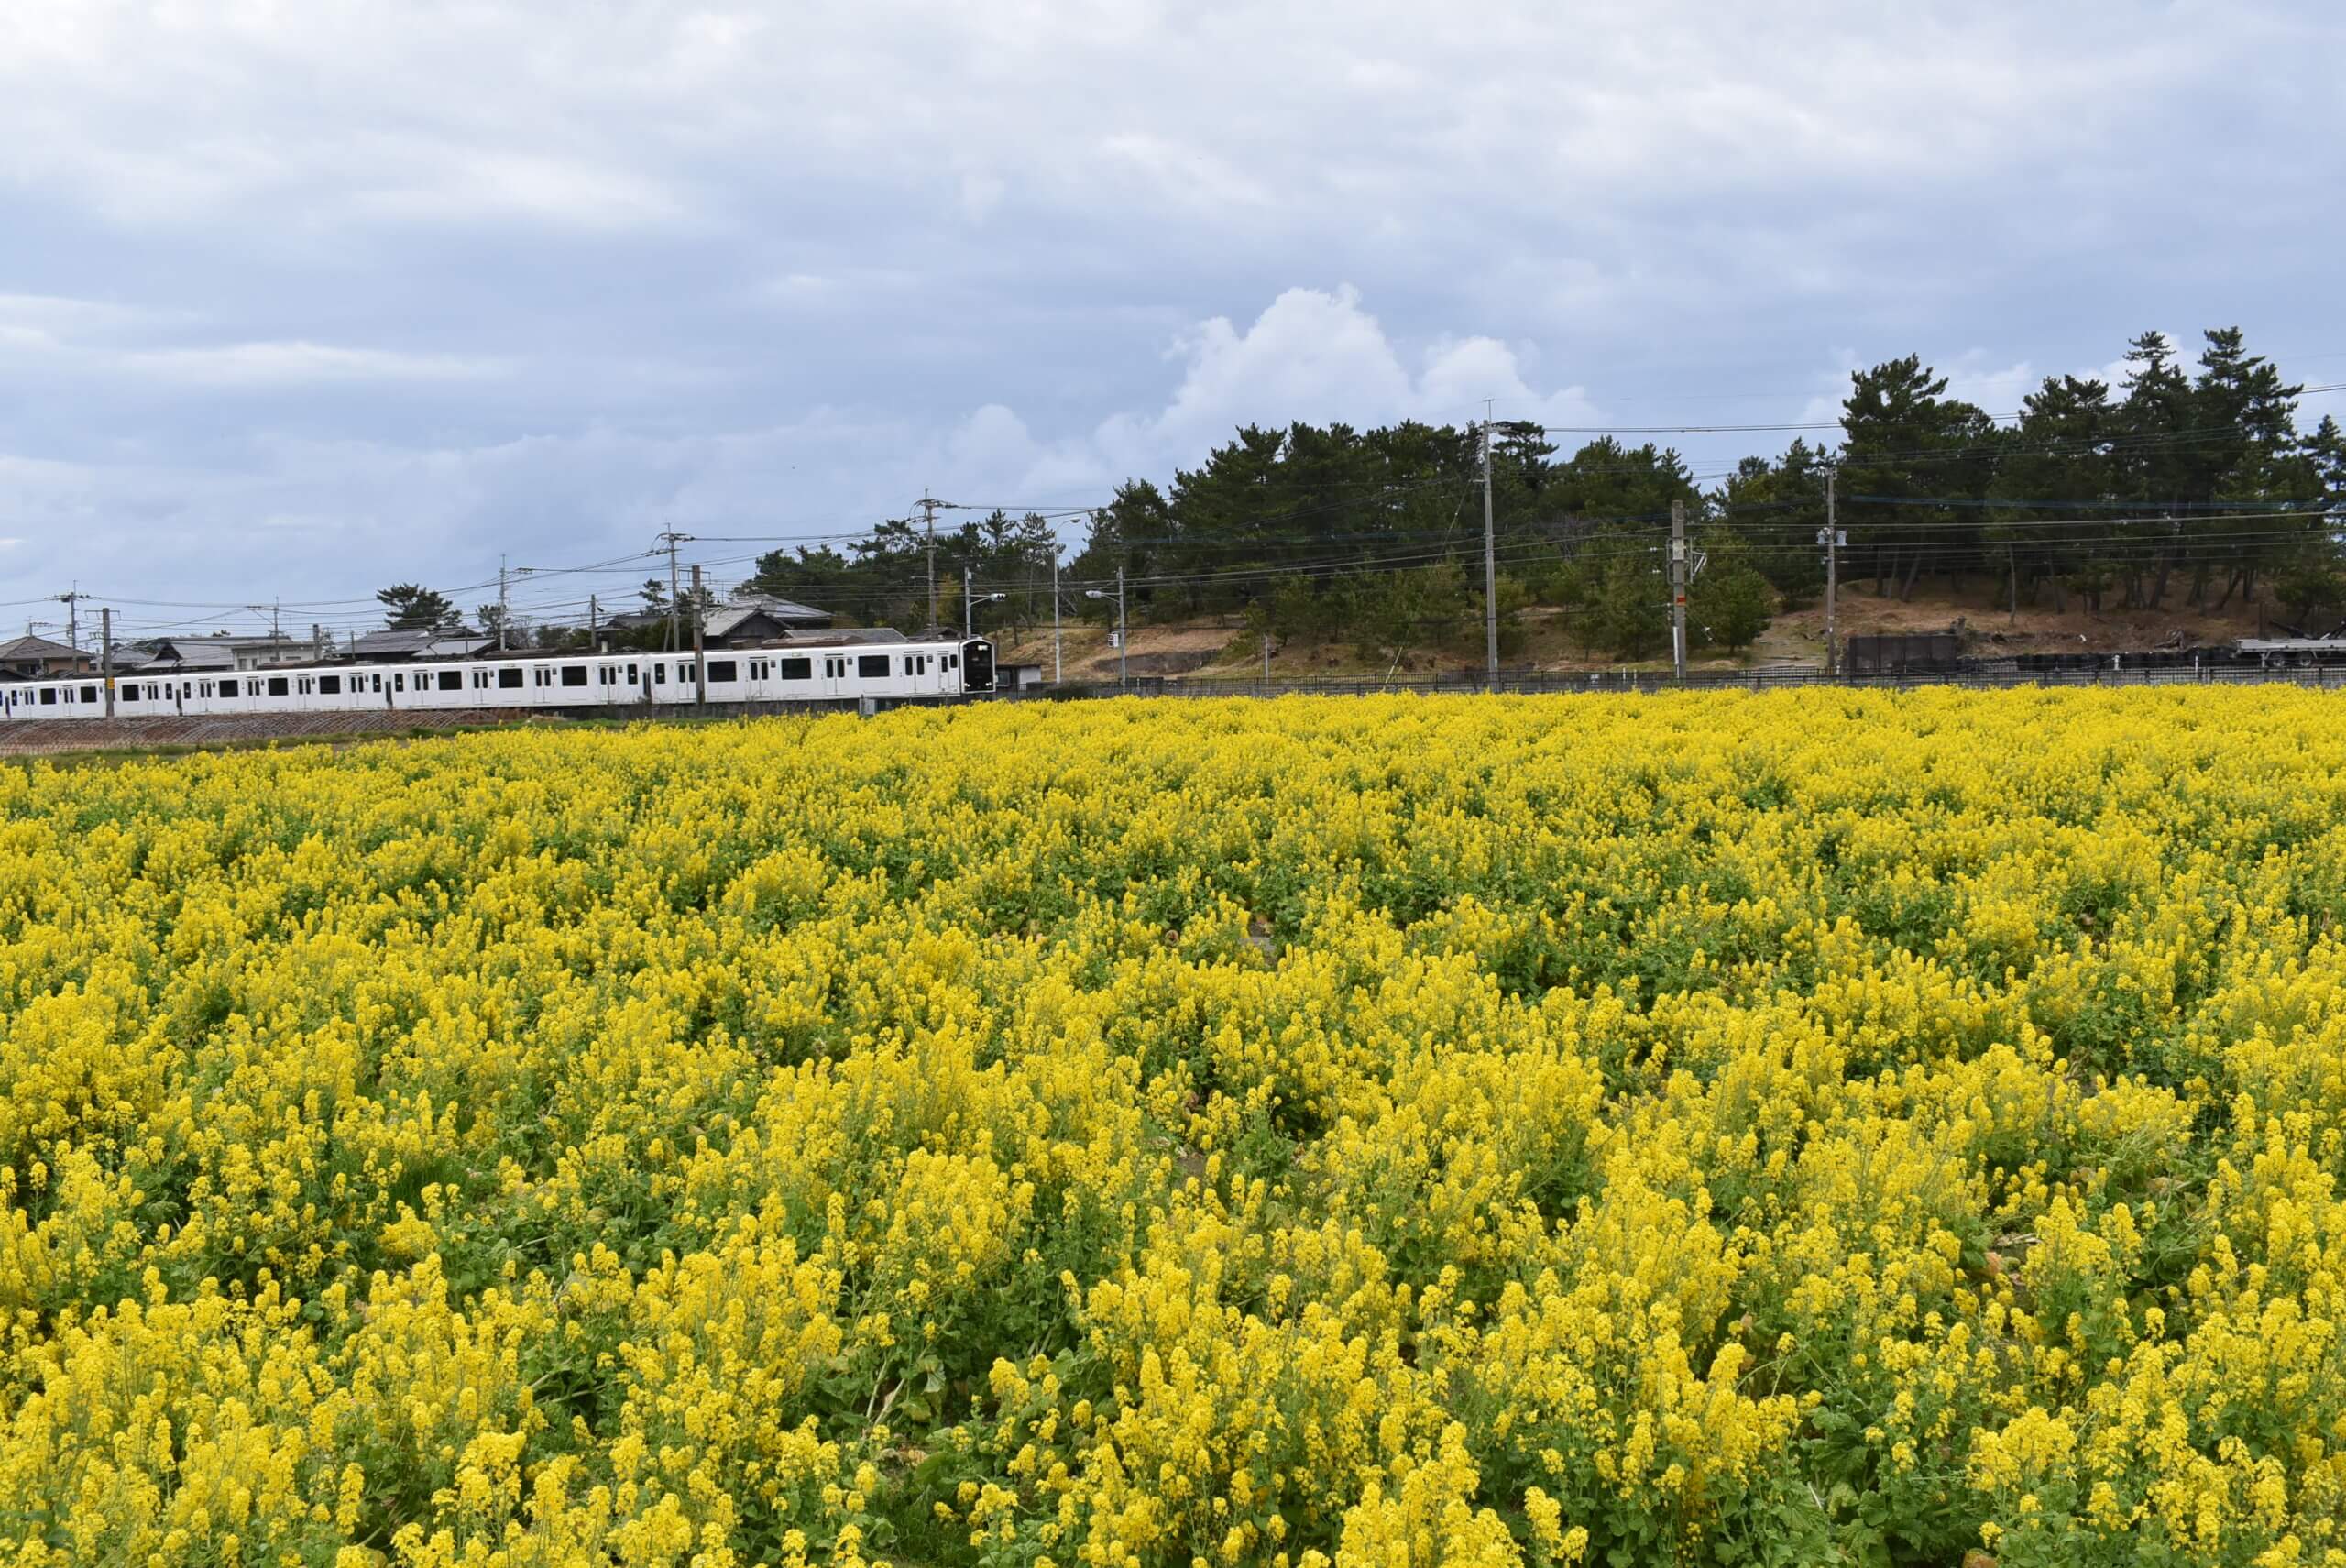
[625,328,2346,664]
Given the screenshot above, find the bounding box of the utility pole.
[1482,415,1498,679]
[964,565,973,639]
[1084,572,1127,686]
[498,554,510,652]
[312,622,324,662]
[690,565,707,705]
[587,593,599,652]
[100,607,113,718]
[1821,470,1841,678]
[920,492,941,634]
[1263,632,1272,684]
[1670,499,1689,683]
[58,588,79,653]
[658,531,691,652]
[1050,547,1062,683]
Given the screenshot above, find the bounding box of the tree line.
[380,327,2346,663]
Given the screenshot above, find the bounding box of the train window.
[296,678,312,696]
[394,674,405,692]
[82,685,99,702]
[320,675,341,695]
[652,663,666,684]
[625,664,638,685]
[369,674,381,692]
[708,660,738,682]
[266,677,288,696]
[560,665,588,687]
[498,667,522,689]
[857,654,889,679]
[437,670,463,691]
[120,684,139,703]
[945,653,958,670]
[779,657,811,681]
[39,688,56,706]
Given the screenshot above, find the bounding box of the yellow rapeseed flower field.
[8,687,2346,1567]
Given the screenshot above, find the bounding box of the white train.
[0,637,996,721]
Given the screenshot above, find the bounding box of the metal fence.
[981,663,2346,702]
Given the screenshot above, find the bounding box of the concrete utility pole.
[58,588,79,653]
[658,531,691,652]
[1670,499,1689,682]
[1822,470,1841,677]
[690,565,707,705]
[100,606,113,718]
[1050,546,1062,684]
[587,594,599,652]
[498,554,510,651]
[1482,418,1499,679]
[964,565,973,639]
[921,493,942,635]
[1084,571,1128,687]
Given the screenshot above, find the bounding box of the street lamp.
[1084,566,1126,687]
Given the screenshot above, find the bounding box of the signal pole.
[1670,499,1689,682]
[1482,418,1498,679]
[921,492,941,635]
[1821,470,1841,677]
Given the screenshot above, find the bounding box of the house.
[133,639,238,673]
[349,627,492,662]
[705,594,834,645]
[0,634,90,679]
[135,632,312,671]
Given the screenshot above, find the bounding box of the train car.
[0,637,995,722]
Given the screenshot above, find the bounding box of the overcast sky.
[3,0,2341,641]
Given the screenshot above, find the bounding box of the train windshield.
[960,640,995,692]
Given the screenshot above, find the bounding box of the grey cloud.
[0,0,2340,625]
